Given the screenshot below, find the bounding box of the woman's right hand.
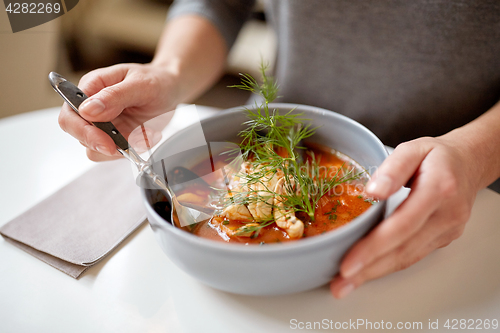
[58,63,180,161]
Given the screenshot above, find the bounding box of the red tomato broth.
[158,143,375,244]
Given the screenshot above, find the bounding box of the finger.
[78,71,159,123]
[86,148,122,162]
[331,218,455,298]
[366,140,432,199]
[58,103,119,156]
[331,225,464,299]
[340,164,447,278]
[330,275,355,299]
[78,64,130,97]
[437,224,466,248]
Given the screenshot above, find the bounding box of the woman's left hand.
[330,135,480,298]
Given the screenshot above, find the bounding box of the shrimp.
[273,177,304,238]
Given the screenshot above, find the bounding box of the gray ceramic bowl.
[141,103,388,295]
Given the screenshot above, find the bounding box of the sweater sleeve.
[167,0,256,49]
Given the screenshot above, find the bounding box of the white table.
[1,107,500,333]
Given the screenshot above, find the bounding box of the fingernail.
[95,145,112,156]
[366,175,392,197]
[80,99,105,116]
[338,282,355,299]
[342,261,363,278]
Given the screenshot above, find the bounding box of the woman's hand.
[58,63,180,161]
[58,15,229,161]
[330,135,481,298]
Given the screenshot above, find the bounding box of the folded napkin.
[0,159,146,278]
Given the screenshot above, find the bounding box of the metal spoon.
[48,72,212,227]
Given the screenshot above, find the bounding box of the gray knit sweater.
[168,0,500,147]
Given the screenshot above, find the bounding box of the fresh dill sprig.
[228,62,279,103]
[217,62,363,225]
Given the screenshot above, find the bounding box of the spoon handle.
[48,72,166,188]
[48,72,130,152]
[48,72,212,226]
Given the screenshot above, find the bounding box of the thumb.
[366,140,432,198]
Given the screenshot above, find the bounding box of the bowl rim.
[141,102,389,254]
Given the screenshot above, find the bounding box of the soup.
[155,142,375,245]
[153,66,376,244]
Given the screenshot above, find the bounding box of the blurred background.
[0,0,276,119]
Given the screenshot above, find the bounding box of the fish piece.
[218,161,255,222]
[247,181,274,220]
[231,162,251,192]
[221,202,253,221]
[246,165,283,221]
[273,177,304,238]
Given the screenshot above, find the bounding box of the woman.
[58,0,500,298]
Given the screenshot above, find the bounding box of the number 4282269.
[444,319,498,330]
[6,3,61,14]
